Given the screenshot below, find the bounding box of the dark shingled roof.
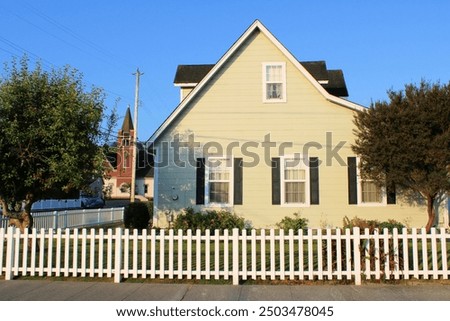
[174,65,215,84]
[300,61,329,81]
[322,70,349,97]
[173,61,349,97]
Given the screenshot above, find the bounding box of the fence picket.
[5,227,15,280]
[0,227,4,276]
[106,229,113,278]
[393,228,400,279]
[38,228,45,276]
[141,229,147,279]
[251,229,257,280]
[132,229,138,279]
[168,229,174,279]
[98,229,104,278]
[317,229,323,280]
[187,229,192,280]
[430,228,438,279]
[213,229,220,280]
[177,229,183,280]
[114,228,122,283]
[150,229,156,279]
[47,229,54,277]
[241,229,247,281]
[353,227,361,285]
[288,229,294,280]
[441,228,448,280]
[81,229,87,277]
[1,227,449,285]
[269,229,275,280]
[421,228,429,279]
[326,229,332,280]
[22,228,29,276]
[260,229,266,280]
[336,228,342,280]
[195,229,201,280]
[223,229,229,280]
[160,229,166,279]
[412,228,419,279]
[298,229,304,280]
[402,228,409,280]
[307,229,314,280]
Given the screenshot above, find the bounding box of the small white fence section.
[0,227,449,285]
[0,207,124,230]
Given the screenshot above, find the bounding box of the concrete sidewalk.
[1,280,450,301]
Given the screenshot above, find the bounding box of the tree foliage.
[0,57,108,231]
[352,80,450,231]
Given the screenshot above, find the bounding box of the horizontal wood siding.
[154,29,435,228]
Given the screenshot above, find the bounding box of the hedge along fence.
[0,227,449,285]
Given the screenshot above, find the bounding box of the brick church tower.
[115,107,135,190]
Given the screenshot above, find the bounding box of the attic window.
[263,62,286,103]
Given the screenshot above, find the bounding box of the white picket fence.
[0,207,124,230]
[1,227,448,285]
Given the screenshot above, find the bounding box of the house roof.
[174,60,349,97]
[174,64,215,85]
[149,19,365,143]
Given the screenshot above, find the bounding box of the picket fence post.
[114,227,123,283]
[353,227,361,285]
[5,226,16,280]
[232,228,239,285]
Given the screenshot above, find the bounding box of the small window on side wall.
[263,62,286,103]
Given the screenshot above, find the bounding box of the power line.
[24,3,134,69]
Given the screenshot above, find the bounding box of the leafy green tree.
[352,80,450,232]
[0,57,109,232]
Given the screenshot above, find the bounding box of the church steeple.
[120,106,134,134]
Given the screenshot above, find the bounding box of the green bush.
[276,212,308,232]
[172,208,247,232]
[124,202,151,229]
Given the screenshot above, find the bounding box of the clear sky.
[1,0,450,141]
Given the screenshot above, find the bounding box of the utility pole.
[130,68,143,203]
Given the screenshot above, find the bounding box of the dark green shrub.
[276,212,308,233]
[124,202,151,229]
[172,208,247,232]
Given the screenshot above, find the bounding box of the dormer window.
[263,62,286,103]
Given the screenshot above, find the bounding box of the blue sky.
[1,0,450,141]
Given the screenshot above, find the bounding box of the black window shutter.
[233,158,243,205]
[347,157,358,205]
[271,158,281,205]
[309,157,320,205]
[196,158,205,205]
[387,184,396,204]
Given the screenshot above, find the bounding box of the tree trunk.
[425,194,436,233]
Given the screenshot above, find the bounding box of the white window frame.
[356,158,387,206]
[262,62,287,103]
[205,157,233,207]
[280,155,310,207]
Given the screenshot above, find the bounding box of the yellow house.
[149,20,448,229]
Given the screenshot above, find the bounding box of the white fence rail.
[1,227,448,285]
[0,207,124,230]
